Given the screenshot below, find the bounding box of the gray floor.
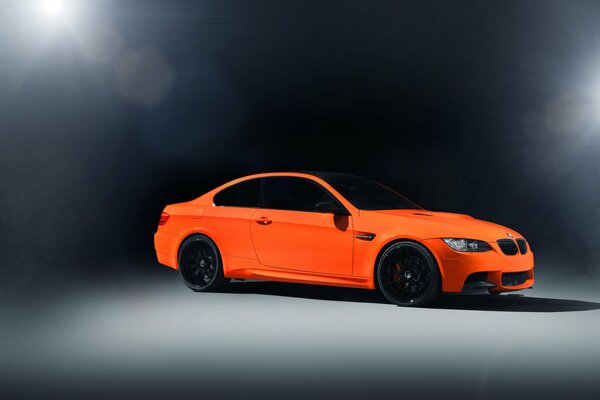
[2,267,599,400]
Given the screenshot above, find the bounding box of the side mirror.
[315,201,349,216]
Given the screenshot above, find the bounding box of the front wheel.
[178,235,230,292]
[376,241,441,307]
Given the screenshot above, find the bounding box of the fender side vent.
[355,232,376,241]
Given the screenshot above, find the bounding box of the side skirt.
[223,255,375,289]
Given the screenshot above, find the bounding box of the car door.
[207,178,263,260]
[250,176,353,275]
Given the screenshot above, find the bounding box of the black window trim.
[213,175,351,215]
[260,176,350,215]
[212,177,264,209]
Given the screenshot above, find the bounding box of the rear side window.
[263,177,338,212]
[214,178,262,208]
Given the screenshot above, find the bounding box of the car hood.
[366,209,521,242]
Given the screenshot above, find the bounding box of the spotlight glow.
[38,0,69,21]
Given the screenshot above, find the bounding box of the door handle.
[255,217,272,225]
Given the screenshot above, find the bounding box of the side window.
[214,178,262,208]
[263,177,338,212]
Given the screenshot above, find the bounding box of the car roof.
[233,171,362,181]
[299,171,361,180]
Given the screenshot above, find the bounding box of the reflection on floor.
[1,267,599,400]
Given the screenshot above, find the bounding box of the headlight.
[442,238,492,252]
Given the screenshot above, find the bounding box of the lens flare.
[38,0,69,21]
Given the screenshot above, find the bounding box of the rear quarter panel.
[154,197,260,271]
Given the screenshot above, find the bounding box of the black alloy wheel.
[376,241,441,307]
[178,235,229,292]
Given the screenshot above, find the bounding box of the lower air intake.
[502,271,528,287]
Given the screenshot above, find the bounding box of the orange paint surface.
[154,172,534,293]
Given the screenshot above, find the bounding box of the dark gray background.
[1,0,599,285]
[1,1,599,399]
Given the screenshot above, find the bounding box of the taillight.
[159,212,169,225]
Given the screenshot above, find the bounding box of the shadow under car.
[223,281,600,313]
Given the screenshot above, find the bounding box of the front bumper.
[423,238,535,293]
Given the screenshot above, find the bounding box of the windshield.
[314,173,423,211]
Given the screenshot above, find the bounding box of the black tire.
[376,241,441,307]
[178,235,230,292]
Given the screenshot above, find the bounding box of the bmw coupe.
[154,172,534,306]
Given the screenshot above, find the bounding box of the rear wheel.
[178,235,229,292]
[376,241,441,307]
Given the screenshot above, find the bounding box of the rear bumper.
[423,238,535,293]
[154,229,180,269]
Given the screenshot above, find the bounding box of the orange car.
[154,172,534,306]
